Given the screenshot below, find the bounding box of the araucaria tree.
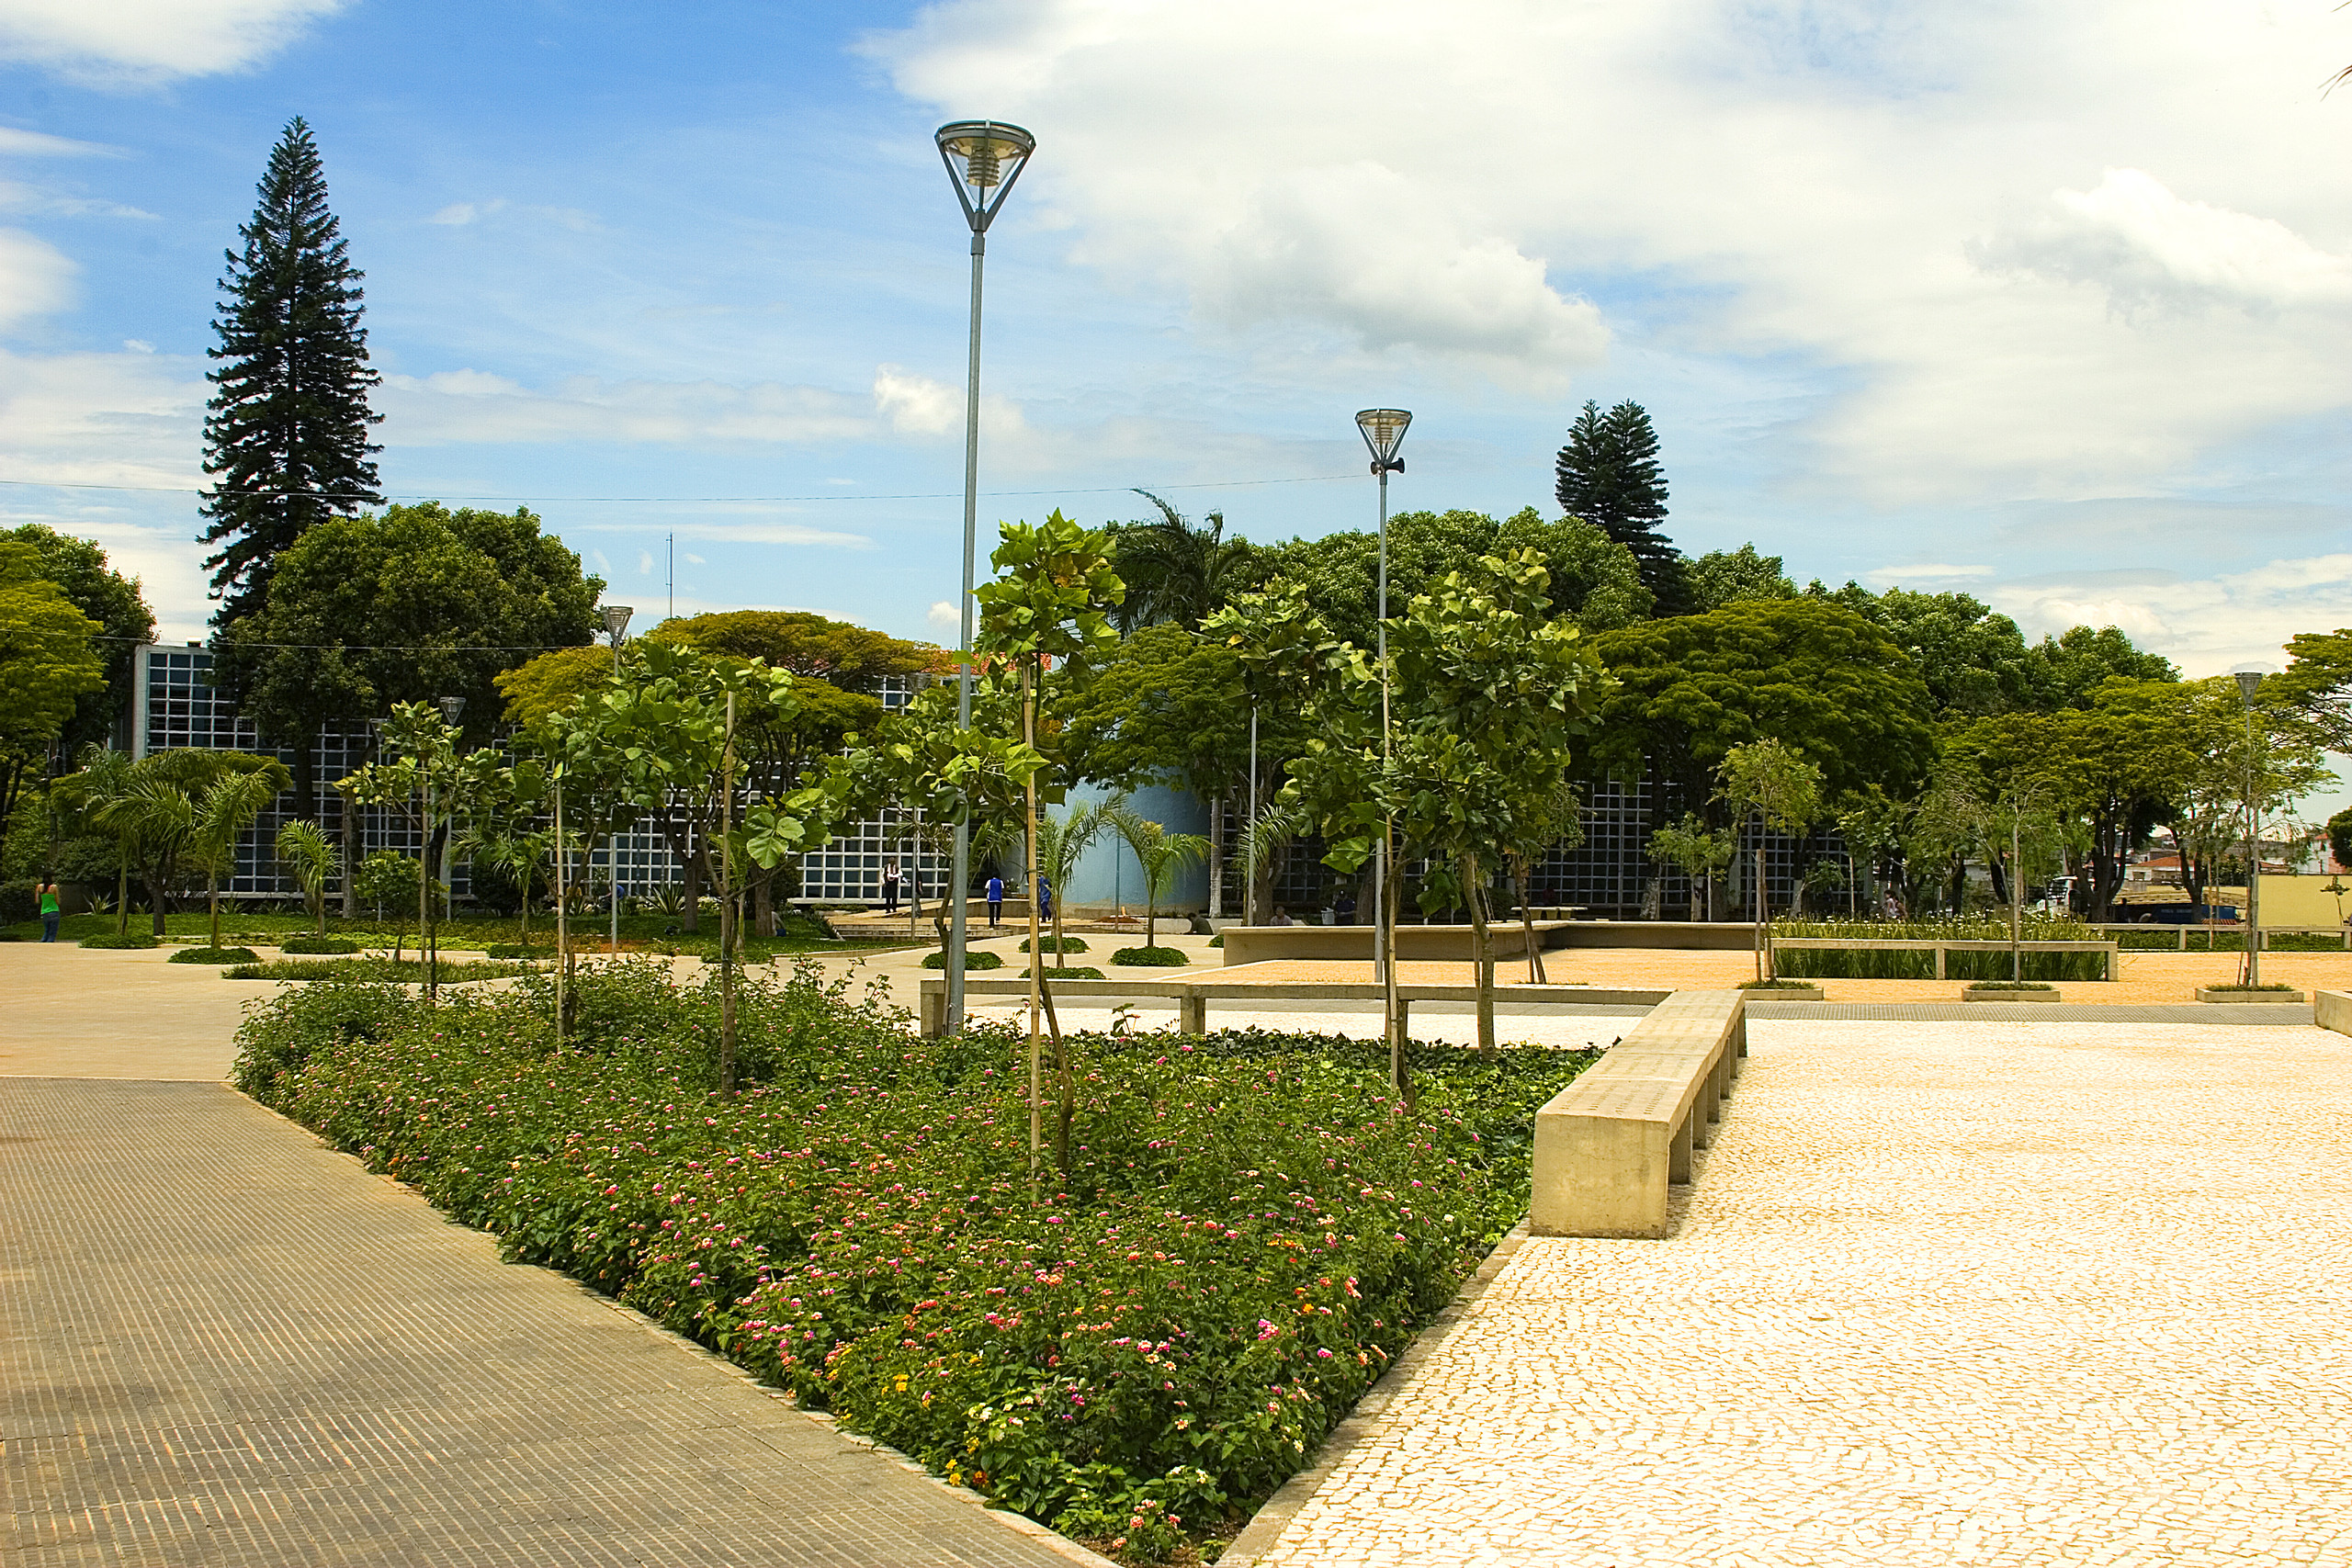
[1555,400,1686,614]
[200,118,382,630]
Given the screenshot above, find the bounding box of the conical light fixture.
[1357,408,1411,473]
[935,120,1036,234]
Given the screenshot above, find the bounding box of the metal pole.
[1376,464,1397,1072]
[421,770,433,1001]
[1248,705,1259,927]
[946,231,986,1034]
[2246,694,2262,987]
[610,633,623,955]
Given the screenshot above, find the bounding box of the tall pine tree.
[199,118,382,631]
[1555,399,1687,614]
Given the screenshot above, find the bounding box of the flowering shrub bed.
[232,961,1592,1562]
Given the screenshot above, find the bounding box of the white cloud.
[1992,553,2352,678]
[568,518,873,550]
[684,551,705,565]
[122,338,153,354]
[1973,169,2352,316]
[1863,562,1995,584]
[379,369,876,446]
[638,550,653,575]
[872,363,1029,443]
[870,0,2352,502]
[0,227,74,327]
[0,127,123,158]
[927,599,961,629]
[427,200,503,227]
[0,0,345,85]
[0,344,202,487]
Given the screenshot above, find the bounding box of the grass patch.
[2202,982,2301,992]
[1770,916,2107,982]
[1207,933,1224,949]
[1031,965,1107,980]
[170,945,259,964]
[1112,946,1189,967]
[1738,977,1818,990]
[1964,980,2056,991]
[922,949,1005,970]
[230,964,1597,1562]
[77,931,158,950]
[222,957,540,983]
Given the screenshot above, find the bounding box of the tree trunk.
[1512,858,1547,985]
[1022,663,1043,1198]
[679,818,701,933]
[1385,829,1411,1112]
[718,693,739,1096]
[1754,843,1769,982]
[209,874,221,953]
[1466,854,1496,1052]
[1206,794,1224,919]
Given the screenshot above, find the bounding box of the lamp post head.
[436,695,466,726]
[935,120,1036,235]
[2230,665,2269,704]
[1356,408,1411,474]
[602,604,634,641]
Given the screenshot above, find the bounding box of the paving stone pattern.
[1,1077,1091,1568]
[1247,1019,2352,1568]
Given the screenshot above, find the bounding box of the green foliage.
[225,956,537,982]
[281,933,361,953]
[1968,980,2056,991]
[1555,400,1683,613]
[275,818,338,931]
[79,931,159,949]
[1769,915,2106,980]
[1,525,154,757]
[923,948,1006,970]
[1020,935,1090,953]
[231,964,1594,1558]
[1025,964,1105,979]
[1111,946,1188,966]
[1061,624,1255,800]
[199,117,383,627]
[1105,807,1209,949]
[0,539,105,816]
[1207,933,1224,948]
[1737,977,1820,990]
[1105,494,1251,633]
[1687,545,1796,613]
[1587,598,1936,808]
[170,945,261,964]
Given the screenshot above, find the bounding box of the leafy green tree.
[495,646,615,727]
[1646,812,1734,922]
[1060,624,1256,915]
[1555,400,1686,614]
[1587,599,1936,836]
[1104,805,1209,950]
[214,502,603,820]
[339,701,506,994]
[58,748,283,935]
[3,525,156,755]
[51,744,140,935]
[199,118,382,629]
[2274,626,2352,752]
[187,769,288,952]
[1815,584,2041,717]
[1688,545,1796,613]
[1717,739,1824,979]
[2327,806,2352,874]
[351,850,422,957]
[2024,625,2177,709]
[974,511,1124,1180]
[274,818,337,934]
[0,541,104,834]
[1105,492,1252,632]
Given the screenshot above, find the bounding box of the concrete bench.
[1769,937,2119,981]
[1217,922,1575,966]
[1529,990,1747,1238]
[916,976,1668,1038]
[2319,990,2352,1038]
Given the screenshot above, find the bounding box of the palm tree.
[52,744,139,937]
[275,819,338,935]
[1108,492,1251,632]
[980,795,1119,972]
[187,770,283,952]
[1106,805,1210,951]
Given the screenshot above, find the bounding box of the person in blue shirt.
[1036,876,1054,922]
[986,874,1004,929]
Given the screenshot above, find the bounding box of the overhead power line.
[0,473,1360,504]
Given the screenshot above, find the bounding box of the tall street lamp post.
[935,119,1035,1035]
[1356,408,1409,1086]
[601,604,633,953]
[2235,668,2266,987]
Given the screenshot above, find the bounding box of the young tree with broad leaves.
[200,118,382,632]
[1715,739,1824,981]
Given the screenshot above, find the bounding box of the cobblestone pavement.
[0,1078,1097,1568]
[1244,1019,2352,1568]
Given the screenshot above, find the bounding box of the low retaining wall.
[1529,990,1746,1239]
[1218,922,1573,966]
[916,976,1668,1038]
[2317,990,2352,1037]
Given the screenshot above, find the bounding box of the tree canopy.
[0,540,106,831]
[1555,400,1685,614]
[3,525,155,755]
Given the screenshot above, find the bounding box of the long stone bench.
[1529,989,1746,1238]
[2318,989,2352,1038]
[1217,922,1575,966]
[916,976,1668,1038]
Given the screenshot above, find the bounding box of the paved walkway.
[0,946,1097,1568]
[1240,1017,2352,1567]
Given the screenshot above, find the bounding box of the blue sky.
[5,0,2352,713]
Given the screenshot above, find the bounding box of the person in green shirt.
[37,880,62,942]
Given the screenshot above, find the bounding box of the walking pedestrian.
[882,861,900,916]
[37,879,62,942]
[1037,876,1054,924]
[986,874,1004,930]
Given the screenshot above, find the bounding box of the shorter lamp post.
[2233,669,2265,987]
[425,695,465,1001]
[601,605,633,953]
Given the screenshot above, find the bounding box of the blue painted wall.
[1055,781,1209,915]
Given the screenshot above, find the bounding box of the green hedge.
[223,957,537,983]
[1112,946,1188,966]
[1019,935,1090,954]
[78,931,158,950]
[231,964,1593,1562]
[169,946,260,964]
[281,935,363,954]
[922,949,1004,970]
